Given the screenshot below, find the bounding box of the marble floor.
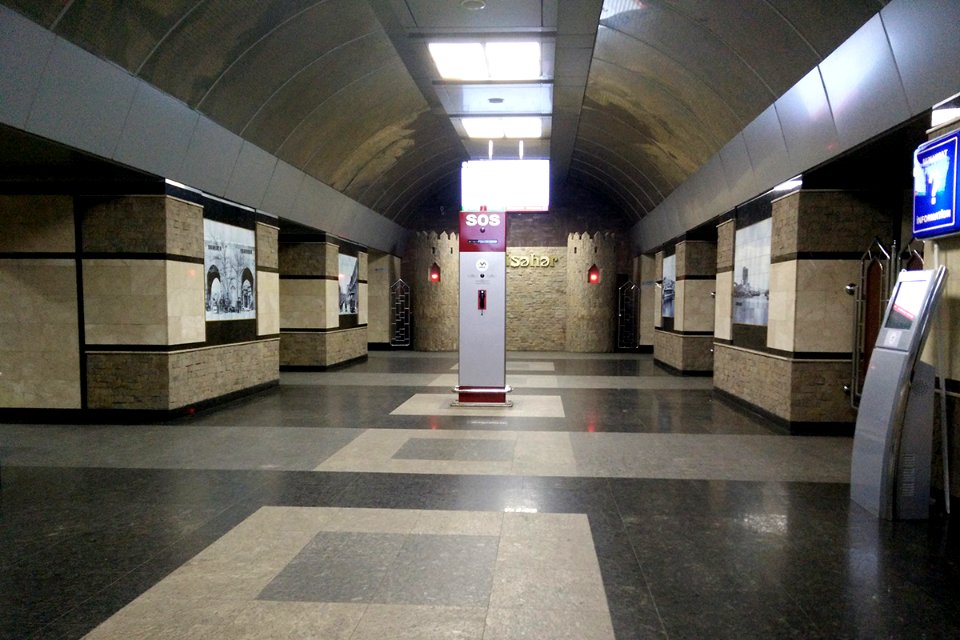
[1,351,959,639]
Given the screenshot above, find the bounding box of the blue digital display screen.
[913,131,959,239]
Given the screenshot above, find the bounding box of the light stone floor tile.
[390,393,565,417]
[84,507,614,640]
[483,607,616,640]
[413,510,504,536]
[188,601,366,640]
[313,429,851,482]
[496,537,603,574]
[351,604,487,640]
[320,507,422,534]
[488,567,609,611]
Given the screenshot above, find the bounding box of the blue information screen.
[913,131,959,239]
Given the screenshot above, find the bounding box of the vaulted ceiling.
[2,0,888,227]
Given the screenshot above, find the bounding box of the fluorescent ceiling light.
[462,117,542,139]
[429,42,540,81]
[485,42,540,80]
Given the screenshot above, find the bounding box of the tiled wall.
[87,340,279,410]
[638,254,656,348]
[655,240,716,372]
[257,222,280,337]
[0,195,81,409]
[507,246,566,351]
[0,258,81,408]
[713,189,896,428]
[367,251,401,345]
[279,239,368,367]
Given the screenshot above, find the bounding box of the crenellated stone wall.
[411,231,459,351]
[566,232,616,352]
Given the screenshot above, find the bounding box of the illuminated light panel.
[428,43,486,80]
[485,42,540,80]
[429,41,540,81]
[462,117,542,139]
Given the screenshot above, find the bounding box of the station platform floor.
[1,351,959,639]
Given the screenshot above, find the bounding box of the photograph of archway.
[338,253,359,315]
[204,219,256,321]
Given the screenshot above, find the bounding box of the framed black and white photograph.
[338,253,359,315]
[661,254,676,318]
[204,219,256,321]
[732,218,771,326]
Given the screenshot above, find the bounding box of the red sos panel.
[460,211,507,253]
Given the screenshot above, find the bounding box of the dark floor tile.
[259,532,406,603]
[655,589,823,640]
[376,534,498,606]
[393,437,515,462]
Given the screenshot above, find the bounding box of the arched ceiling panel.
[359,131,465,209]
[50,0,197,72]
[583,59,721,180]
[569,153,648,217]
[286,63,428,183]
[136,0,321,106]
[571,139,659,210]
[598,4,775,119]
[334,114,460,206]
[240,32,398,153]
[766,0,889,58]
[593,26,743,138]
[196,0,381,132]
[576,110,685,198]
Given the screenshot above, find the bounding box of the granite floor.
[1,351,959,639]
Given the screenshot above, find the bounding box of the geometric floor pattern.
[1,352,958,639]
[83,507,614,640]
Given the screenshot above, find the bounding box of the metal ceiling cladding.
[6,0,957,250]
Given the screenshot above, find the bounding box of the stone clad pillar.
[713,190,894,431]
[279,236,368,367]
[0,195,81,409]
[654,240,717,373]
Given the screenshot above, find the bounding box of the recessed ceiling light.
[428,42,540,81]
[462,117,542,139]
[461,0,486,9]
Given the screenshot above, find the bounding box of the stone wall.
[87,339,279,410]
[714,343,854,425]
[566,232,616,352]
[279,238,369,367]
[506,246,566,351]
[0,196,81,409]
[411,231,459,351]
[281,328,368,367]
[368,251,402,345]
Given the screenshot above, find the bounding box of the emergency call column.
[455,211,511,406]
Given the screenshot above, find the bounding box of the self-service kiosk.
[454,210,512,406]
[850,266,947,519]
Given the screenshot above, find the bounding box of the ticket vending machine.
[454,210,511,406]
[850,266,947,519]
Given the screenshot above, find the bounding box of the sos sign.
[460,211,507,252]
[464,213,502,227]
